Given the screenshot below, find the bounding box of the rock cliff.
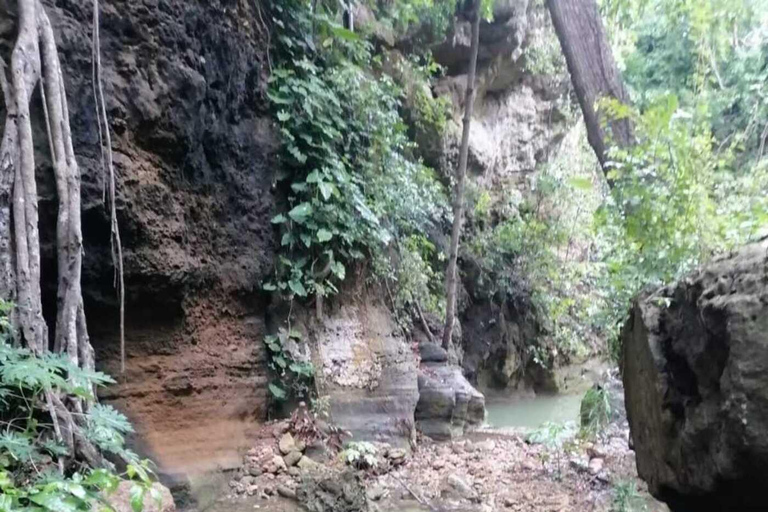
[431,1,570,390]
[2,0,276,476]
[1,0,571,475]
[623,239,768,511]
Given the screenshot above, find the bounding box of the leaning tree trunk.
[546,0,633,179]
[442,0,481,350]
[0,0,106,469]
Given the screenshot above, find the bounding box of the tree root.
[0,0,106,468]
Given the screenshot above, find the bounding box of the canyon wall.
[0,0,572,477]
[2,0,277,477]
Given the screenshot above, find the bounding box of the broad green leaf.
[288,280,307,297]
[288,203,313,224]
[317,229,333,242]
[288,146,307,164]
[269,383,287,400]
[129,484,145,512]
[318,182,334,200]
[331,261,346,280]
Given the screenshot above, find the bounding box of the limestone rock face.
[311,298,419,446]
[416,363,485,440]
[622,239,768,511]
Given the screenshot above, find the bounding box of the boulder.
[415,363,485,440]
[279,433,300,455]
[297,456,320,471]
[622,239,768,511]
[284,450,303,467]
[296,468,368,512]
[440,474,479,503]
[419,342,448,363]
[105,481,175,512]
[312,303,419,446]
[264,455,287,474]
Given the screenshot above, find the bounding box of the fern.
[0,301,157,512]
[85,404,134,455]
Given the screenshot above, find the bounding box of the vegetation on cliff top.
[262,0,768,401]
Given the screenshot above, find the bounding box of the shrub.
[580,386,612,439]
[0,300,156,511]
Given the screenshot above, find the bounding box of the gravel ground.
[193,417,669,512]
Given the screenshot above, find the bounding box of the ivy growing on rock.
[264,0,448,302]
[262,0,450,401]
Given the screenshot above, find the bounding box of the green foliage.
[264,326,314,401]
[265,0,449,303]
[370,0,456,45]
[527,421,578,479]
[465,129,604,365]
[391,235,445,323]
[594,95,767,358]
[611,480,646,512]
[0,300,158,512]
[368,0,494,48]
[579,386,612,439]
[412,82,452,138]
[340,441,378,470]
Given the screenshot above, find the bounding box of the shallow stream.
[484,392,585,430]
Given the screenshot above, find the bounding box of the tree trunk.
[442,0,481,350]
[546,0,633,178]
[0,0,108,469]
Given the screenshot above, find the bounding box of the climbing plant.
[262,0,450,400]
[0,300,157,511]
[264,0,448,303]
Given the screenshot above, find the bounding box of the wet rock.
[415,363,485,440]
[623,239,768,511]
